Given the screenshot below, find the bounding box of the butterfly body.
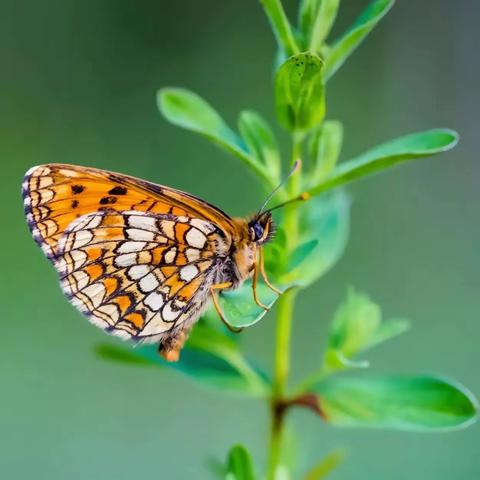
[22,164,277,361]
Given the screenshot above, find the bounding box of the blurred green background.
[1,0,478,478]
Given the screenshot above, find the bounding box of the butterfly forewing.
[22,164,236,350]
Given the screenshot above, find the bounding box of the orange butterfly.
[22,164,283,361]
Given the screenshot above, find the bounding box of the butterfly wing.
[23,163,236,257]
[56,209,221,344]
[22,164,236,352]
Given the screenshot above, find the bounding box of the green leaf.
[260,0,299,57]
[324,0,394,80]
[226,445,256,480]
[298,0,340,51]
[96,322,269,396]
[157,88,271,185]
[288,239,319,271]
[238,110,281,182]
[307,120,343,184]
[324,288,409,372]
[309,375,478,431]
[303,450,345,480]
[308,129,459,197]
[218,280,279,328]
[272,190,350,287]
[275,52,326,132]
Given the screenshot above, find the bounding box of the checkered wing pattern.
[22,164,234,343]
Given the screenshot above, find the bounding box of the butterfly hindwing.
[55,210,220,342]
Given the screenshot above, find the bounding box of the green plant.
[97,1,477,478]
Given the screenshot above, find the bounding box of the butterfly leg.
[259,247,283,295]
[210,282,244,333]
[252,258,269,311]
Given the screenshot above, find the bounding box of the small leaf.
[218,280,279,328]
[96,322,269,396]
[275,52,325,132]
[307,120,343,184]
[368,318,410,349]
[273,190,350,287]
[303,450,345,480]
[308,375,478,431]
[324,288,409,372]
[226,445,256,480]
[324,0,394,80]
[260,0,299,57]
[238,110,281,182]
[158,88,271,184]
[298,0,340,51]
[308,129,459,197]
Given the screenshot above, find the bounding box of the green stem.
[267,133,304,480]
[260,0,300,56]
[267,290,297,479]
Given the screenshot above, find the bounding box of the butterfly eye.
[249,223,264,242]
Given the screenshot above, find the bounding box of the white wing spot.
[185,248,200,262]
[126,228,155,242]
[81,283,106,308]
[185,228,206,249]
[180,264,199,282]
[115,253,137,267]
[190,219,215,234]
[144,292,165,311]
[139,313,172,336]
[72,231,93,249]
[72,270,89,290]
[128,214,157,231]
[139,273,159,293]
[164,247,177,264]
[127,265,151,280]
[162,301,181,322]
[117,241,146,254]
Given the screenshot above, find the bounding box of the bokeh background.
[1,0,478,478]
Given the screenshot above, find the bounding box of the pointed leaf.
[260,0,299,57]
[298,0,340,51]
[324,288,409,372]
[158,88,271,184]
[308,120,343,184]
[324,0,394,80]
[275,52,325,132]
[368,318,410,349]
[238,110,281,181]
[308,375,478,431]
[226,445,256,480]
[308,129,459,197]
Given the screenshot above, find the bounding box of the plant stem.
[267,289,296,479]
[266,133,304,479]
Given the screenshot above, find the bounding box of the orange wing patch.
[23,163,235,257]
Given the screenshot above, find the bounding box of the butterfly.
[22,164,286,361]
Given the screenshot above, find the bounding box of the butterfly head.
[248,212,274,246]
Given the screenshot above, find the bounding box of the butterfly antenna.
[258,160,302,214]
